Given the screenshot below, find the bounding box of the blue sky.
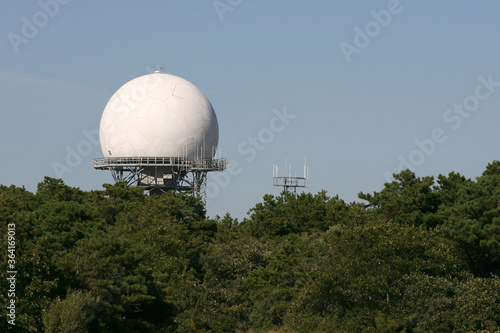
[1,1,500,220]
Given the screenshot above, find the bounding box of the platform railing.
[93,157,227,171]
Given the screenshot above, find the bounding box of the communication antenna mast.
[273,155,309,193]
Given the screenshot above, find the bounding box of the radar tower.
[93,71,227,201]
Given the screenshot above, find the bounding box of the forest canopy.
[1,162,500,332]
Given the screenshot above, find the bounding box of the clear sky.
[1,1,500,220]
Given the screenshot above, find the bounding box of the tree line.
[1,161,500,332]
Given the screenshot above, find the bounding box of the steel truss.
[272,176,308,194]
[93,157,227,200]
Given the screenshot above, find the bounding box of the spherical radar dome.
[99,73,219,158]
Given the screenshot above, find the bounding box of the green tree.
[43,289,102,333]
[242,191,349,238]
[285,220,466,332]
[245,233,312,330]
[2,164,500,332]
[440,161,500,276]
[400,272,500,332]
[174,236,270,332]
[359,170,440,228]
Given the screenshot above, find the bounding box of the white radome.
[99,72,219,158]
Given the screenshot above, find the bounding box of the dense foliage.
[1,162,500,332]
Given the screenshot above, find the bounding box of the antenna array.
[273,155,309,193]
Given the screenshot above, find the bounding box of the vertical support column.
[192,171,207,200]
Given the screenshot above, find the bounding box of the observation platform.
[93,156,227,198]
[93,156,227,171]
